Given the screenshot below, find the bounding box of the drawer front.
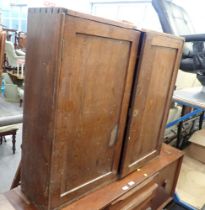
[149,159,183,210]
[106,182,158,210]
[106,158,182,210]
[155,159,182,195]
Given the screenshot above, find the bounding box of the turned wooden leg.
[20,99,23,107]
[12,133,16,154]
[3,136,6,142]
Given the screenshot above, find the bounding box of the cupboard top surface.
[28,7,137,30]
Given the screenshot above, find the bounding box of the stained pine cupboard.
[21,8,140,210]
[21,7,184,210]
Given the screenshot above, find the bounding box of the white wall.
[90,0,204,89]
[173,0,205,34]
[91,1,162,31]
[26,0,205,34]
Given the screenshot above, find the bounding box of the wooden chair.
[0,125,18,154]
[2,72,24,103]
[5,40,25,71]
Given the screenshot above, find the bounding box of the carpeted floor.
[176,152,205,209]
[0,95,22,117]
[0,124,22,193]
[0,95,22,193]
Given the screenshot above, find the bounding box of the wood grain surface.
[21,7,140,210]
[120,31,184,176]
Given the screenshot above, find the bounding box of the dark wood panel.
[59,35,130,190]
[120,32,184,176]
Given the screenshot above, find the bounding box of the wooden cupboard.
[21,7,184,210]
[21,8,140,210]
[120,31,184,176]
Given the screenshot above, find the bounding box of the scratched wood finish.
[120,31,184,176]
[5,144,183,210]
[21,8,139,210]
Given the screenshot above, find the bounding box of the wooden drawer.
[105,181,158,210]
[105,175,176,210]
[155,159,182,196]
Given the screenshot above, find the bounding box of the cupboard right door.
[120,31,184,177]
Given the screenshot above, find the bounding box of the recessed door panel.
[51,15,140,207]
[121,33,183,176]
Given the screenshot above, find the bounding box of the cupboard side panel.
[21,8,64,210]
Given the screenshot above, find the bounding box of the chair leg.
[3,136,6,142]
[19,99,23,107]
[12,133,16,154]
[0,137,2,145]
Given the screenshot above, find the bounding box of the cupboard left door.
[50,14,140,208]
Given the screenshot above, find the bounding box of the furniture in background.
[2,72,24,105]
[152,0,205,149]
[0,125,18,154]
[21,8,183,210]
[7,71,24,87]
[16,32,27,52]
[172,87,205,148]
[5,40,25,74]
[3,28,18,47]
[18,88,24,107]
[152,0,205,88]
[0,31,6,86]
